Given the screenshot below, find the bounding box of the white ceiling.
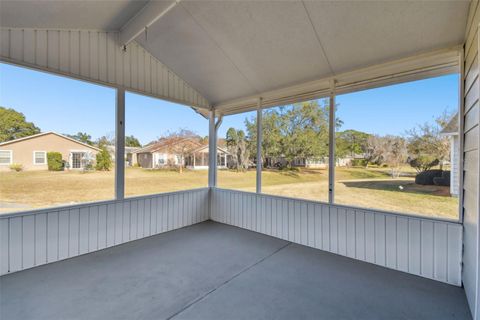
[0,0,471,107]
[0,0,148,30]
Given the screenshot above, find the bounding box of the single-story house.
[0,132,100,171]
[135,137,229,170]
[440,112,460,197]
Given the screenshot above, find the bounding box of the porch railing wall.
[0,188,209,276]
[211,188,463,286]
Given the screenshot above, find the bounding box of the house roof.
[190,144,230,155]
[440,112,459,136]
[135,137,204,154]
[0,131,101,151]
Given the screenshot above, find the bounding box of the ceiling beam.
[119,0,180,47]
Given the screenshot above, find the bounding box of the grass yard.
[0,167,458,219]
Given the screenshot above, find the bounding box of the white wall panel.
[463,1,480,317]
[0,27,209,110]
[0,188,209,276]
[211,188,463,286]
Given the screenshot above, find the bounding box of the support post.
[208,109,216,188]
[115,87,126,200]
[328,83,336,204]
[256,98,263,193]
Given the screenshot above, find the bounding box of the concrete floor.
[0,221,471,320]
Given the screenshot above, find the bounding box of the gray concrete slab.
[175,242,471,320]
[0,221,471,320]
[0,222,287,320]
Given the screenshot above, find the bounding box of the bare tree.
[367,135,408,178]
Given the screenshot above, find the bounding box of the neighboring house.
[107,146,140,166]
[440,113,460,197]
[134,137,229,170]
[0,132,100,171]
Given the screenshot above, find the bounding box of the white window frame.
[0,150,13,165]
[33,150,47,165]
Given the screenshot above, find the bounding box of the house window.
[33,151,46,165]
[0,150,12,165]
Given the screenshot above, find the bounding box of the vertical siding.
[0,188,209,276]
[0,27,209,110]
[463,1,480,317]
[211,188,463,286]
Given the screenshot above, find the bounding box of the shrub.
[433,171,451,187]
[351,159,368,167]
[47,152,63,171]
[95,148,112,171]
[9,163,23,172]
[415,169,443,185]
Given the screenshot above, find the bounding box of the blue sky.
[0,62,458,144]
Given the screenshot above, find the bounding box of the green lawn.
[0,167,458,219]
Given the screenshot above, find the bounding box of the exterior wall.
[451,135,460,196]
[0,188,209,276]
[463,1,480,317]
[0,28,209,110]
[211,188,463,286]
[0,133,98,171]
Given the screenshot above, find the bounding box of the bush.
[351,159,368,167]
[47,152,63,171]
[9,163,23,172]
[95,148,112,171]
[415,169,443,185]
[433,171,451,187]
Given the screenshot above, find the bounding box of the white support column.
[328,83,336,204]
[208,109,216,187]
[256,98,263,193]
[115,87,126,200]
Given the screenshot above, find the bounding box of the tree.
[366,135,408,178]
[225,128,250,171]
[125,135,142,147]
[67,132,94,145]
[406,111,452,172]
[245,99,332,169]
[162,129,200,173]
[336,130,371,159]
[95,147,112,171]
[0,106,40,142]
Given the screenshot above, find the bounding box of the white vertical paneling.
[0,219,9,274]
[88,206,99,252]
[0,27,209,109]
[58,210,69,260]
[0,189,209,276]
[386,215,397,269]
[47,212,59,262]
[35,213,47,266]
[98,205,107,249]
[421,220,435,279]
[21,215,35,269]
[396,217,409,273]
[364,212,375,263]
[210,189,462,286]
[9,217,22,272]
[408,219,421,275]
[78,208,89,254]
[68,209,79,257]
